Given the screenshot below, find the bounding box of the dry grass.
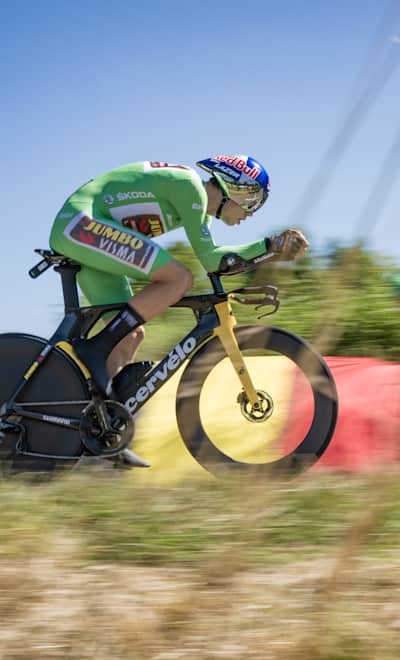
[1,555,400,659]
[1,469,400,659]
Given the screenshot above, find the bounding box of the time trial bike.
[0,249,338,478]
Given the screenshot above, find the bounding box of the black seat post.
[208,272,225,296]
[54,264,82,313]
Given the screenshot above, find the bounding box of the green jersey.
[49,161,268,307]
[51,161,266,274]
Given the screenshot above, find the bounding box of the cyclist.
[50,155,308,399]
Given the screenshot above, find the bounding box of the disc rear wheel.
[0,333,90,476]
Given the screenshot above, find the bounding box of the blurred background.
[1,1,400,658]
[1,0,400,336]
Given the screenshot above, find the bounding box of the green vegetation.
[0,470,399,566]
[133,242,400,361]
[2,471,400,658]
[1,244,398,658]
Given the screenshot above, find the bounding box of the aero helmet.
[196,154,270,213]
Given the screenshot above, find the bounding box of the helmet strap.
[216,195,229,219]
[212,174,230,219]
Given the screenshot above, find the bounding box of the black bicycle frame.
[119,305,219,415]
[1,263,228,428]
[2,257,277,432]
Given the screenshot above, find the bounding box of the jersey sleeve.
[173,176,267,273]
[191,232,268,273]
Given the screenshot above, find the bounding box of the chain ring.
[237,389,274,423]
[80,401,134,456]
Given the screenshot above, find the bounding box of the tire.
[0,333,90,476]
[176,325,338,477]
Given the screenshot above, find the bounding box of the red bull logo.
[214,155,261,181]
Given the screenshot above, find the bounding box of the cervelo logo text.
[116,191,155,201]
[214,155,261,181]
[125,337,196,412]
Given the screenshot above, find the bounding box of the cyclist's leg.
[50,208,193,314]
[105,260,193,377]
[77,266,145,376]
[50,208,193,390]
[125,259,193,319]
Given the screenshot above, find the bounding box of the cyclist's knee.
[177,265,193,296]
[152,261,193,300]
[173,267,193,300]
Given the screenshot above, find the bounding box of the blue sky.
[1,0,400,337]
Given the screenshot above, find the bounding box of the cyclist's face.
[220,199,253,226]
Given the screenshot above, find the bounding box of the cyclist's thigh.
[77,266,133,325]
[49,203,173,280]
[77,266,133,306]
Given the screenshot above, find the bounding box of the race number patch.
[64,213,159,274]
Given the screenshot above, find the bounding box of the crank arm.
[87,395,112,433]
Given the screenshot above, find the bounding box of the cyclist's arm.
[172,180,269,273]
[185,216,271,273]
[195,233,269,273]
[198,229,309,274]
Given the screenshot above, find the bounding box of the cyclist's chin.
[220,216,239,226]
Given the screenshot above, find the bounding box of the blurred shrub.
[134,241,400,361]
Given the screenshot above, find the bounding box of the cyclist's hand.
[266,229,309,261]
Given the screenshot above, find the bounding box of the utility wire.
[288,1,400,228]
[353,123,400,238]
[350,0,400,97]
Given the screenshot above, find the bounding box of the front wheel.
[176,325,338,477]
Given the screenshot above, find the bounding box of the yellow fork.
[213,299,260,408]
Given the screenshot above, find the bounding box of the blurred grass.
[1,469,399,566]
[1,470,400,658]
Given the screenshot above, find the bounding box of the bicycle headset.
[196,155,270,218]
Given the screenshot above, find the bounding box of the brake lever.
[255,296,280,318]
